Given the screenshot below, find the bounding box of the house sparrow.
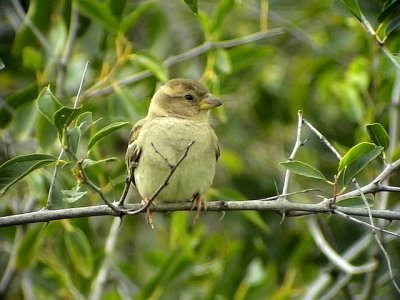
[125,78,222,225]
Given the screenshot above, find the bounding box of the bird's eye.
[184,94,194,101]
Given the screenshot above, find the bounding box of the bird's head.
[148,78,222,120]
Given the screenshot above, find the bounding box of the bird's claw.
[190,193,207,224]
[141,198,155,229]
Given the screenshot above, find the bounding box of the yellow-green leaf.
[338,142,382,172]
[36,86,63,124]
[280,160,327,181]
[0,154,57,196]
[366,123,390,150]
[15,225,43,269]
[88,121,130,151]
[64,227,93,278]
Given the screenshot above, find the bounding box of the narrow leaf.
[385,16,400,37]
[53,106,82,139]
[215,49,233,74]
[119,2,155,33]
[0,154,57,195]
[15,225,43,269]
[67,127,81,156]
[366,123,390,150]
[183,0,198,14]
[280,160,327,181]
[340,145,383,186]
[62,185,87,203]
[338,142,380,171]
[76,0,118,33]
[76,111,94,134]
[88,121,130,151]
[378,0,400,23]
[210,0,235,33]
[130,53,168,82]
[340,0,363,22]
[0,83,38,128]
[36,86,62,124]
[337,196,374,207]
[64,228,93,278]
[82,157,119,168]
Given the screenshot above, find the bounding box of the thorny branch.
[124,141,196,217]
[81,29,284,99]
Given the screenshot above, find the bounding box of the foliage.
[1,0,400,299]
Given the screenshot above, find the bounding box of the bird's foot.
[141,198,155,229]
[190,193,207,223]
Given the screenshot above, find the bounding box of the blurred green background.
[1,0,400,299]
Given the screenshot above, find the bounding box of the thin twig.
[353,179,400,293]
[88,218,120,300]
[45,62,90,209]
[308,216,377,275]
[334,209,400,239]
[81,29,284,98]
[73,61,90,108]
[126,141,195,216]
[302,118,342,160]
[150,142,173,168]
[11,0,53,56]
[56,2,80,97]
[358,14,400,69]
[76,160,120,212]
[281,110,304,198]
[260,188,319,201]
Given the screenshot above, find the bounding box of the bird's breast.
[134,117,217,202]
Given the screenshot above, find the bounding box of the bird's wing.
[125,118,146,186]
[211,128,220,161]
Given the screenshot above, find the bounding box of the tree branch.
[2,198,400,228]
[81,28,284,99]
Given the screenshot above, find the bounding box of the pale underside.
[132,117,217,202]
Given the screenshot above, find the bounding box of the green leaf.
[339,143,383,186]
[76,0,119,33]
[340,0,363,22]
[331,81,364,123]
[130,53,168,82]
[67,127,81,156]
[119,2,155,33]
[62,185,87,203]
[337,196,374,207]
[76,111,94,134]
[88,121,130,151]
[385,15,400,38]
[64,227,93,278]
[378,0,400,23]
[53,106,82,140]
[0,83,38,128]
[82,157,119,168]
[15,225,44,269]
[366,123,390,150]
[36,114,58,150]
[183,0,198,14]
[210,0,235,34]
[280,160,327,181]
[0,154,57,196]
[338,142,382,171]
[36,86,63,124]
[215,49,232,74]
[22,46,43,70]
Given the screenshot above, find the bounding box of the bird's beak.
[199,93,222,110]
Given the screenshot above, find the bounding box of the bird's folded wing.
[125,118,146,186]
[212,129,220,161]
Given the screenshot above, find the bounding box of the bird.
[125,78,222,226]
